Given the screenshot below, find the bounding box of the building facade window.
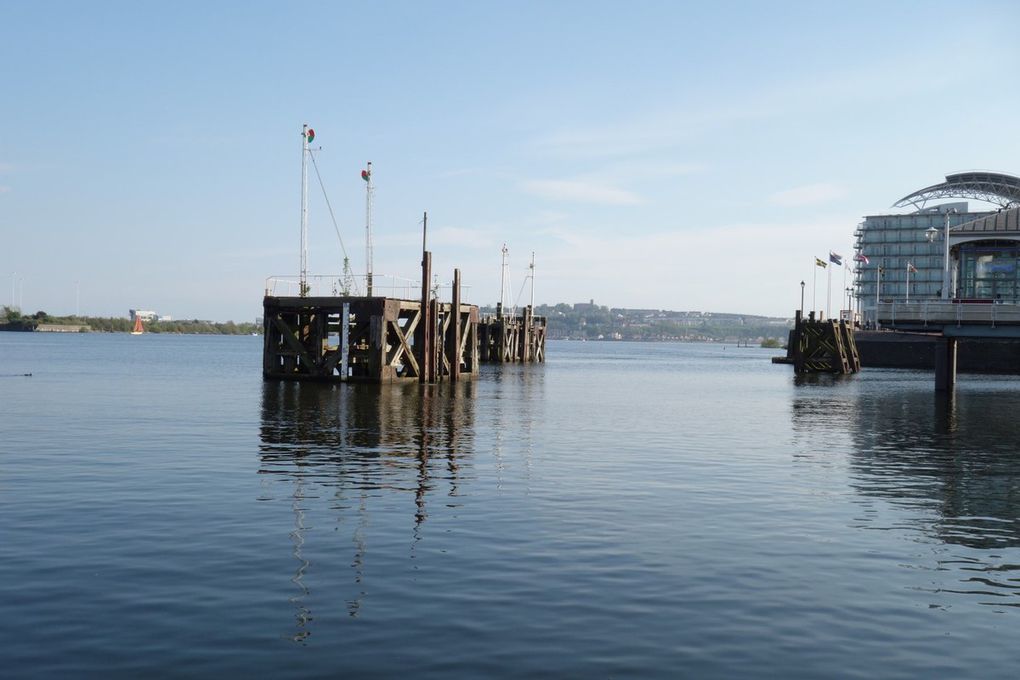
[959,242,1020,301]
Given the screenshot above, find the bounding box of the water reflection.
[791,376,1020,607]
[487,362,545,491]
[259,380,476,637]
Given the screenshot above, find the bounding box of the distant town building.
[129,309,158,322]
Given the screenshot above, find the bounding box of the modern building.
[855,172,1020,326]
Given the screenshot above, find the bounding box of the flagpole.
[850,269,856,319]
[812,262,818,316]
[300,124,309,296]
[906,265,910,303]
[365,161,373,297]
[842,262,848,316]
[826,264,832,320]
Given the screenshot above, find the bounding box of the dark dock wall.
[856,332,1020,374]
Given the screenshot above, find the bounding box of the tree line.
[479,303,792,344]
[1,307,260,335]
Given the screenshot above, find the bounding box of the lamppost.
[925,208,958,301]
[845,286,853,319]
[800,280,805,315]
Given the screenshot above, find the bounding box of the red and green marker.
[361,168,370,182]
[306,128,315,143]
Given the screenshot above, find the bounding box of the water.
[2,333,1020,677]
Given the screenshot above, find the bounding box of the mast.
[300,124,311,296]
[498,244,509,318]
[365,161,373,297]
[529,251,536,309]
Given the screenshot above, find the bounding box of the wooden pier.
[478,303,547,363]
[264,254,546,384]
[262,294,480,383]
[773,310,860,374]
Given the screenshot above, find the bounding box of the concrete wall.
[856,331,1020,374]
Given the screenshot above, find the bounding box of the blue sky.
[3,1,1019,320]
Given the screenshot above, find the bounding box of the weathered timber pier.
[264,254,545,384]
[263,293,480,383]
[773,310,860,374]
[478,303,547,363]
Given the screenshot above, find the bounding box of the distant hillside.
[482,303,793,343]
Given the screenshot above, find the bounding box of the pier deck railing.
[877,300,1020,327]
[264,275,470,301]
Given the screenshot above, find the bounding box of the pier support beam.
[934,336,957,391]
[448,268,462,382]
[418,251,434,384]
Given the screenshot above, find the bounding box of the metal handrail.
[264,274,472,302]
[876,299,1020,326]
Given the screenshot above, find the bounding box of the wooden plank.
[388,316,420,377]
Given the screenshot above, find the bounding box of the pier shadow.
[258,379,476,638]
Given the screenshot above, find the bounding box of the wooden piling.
[448,268,462,382]
[418,251,433,384]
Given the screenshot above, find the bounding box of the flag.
[907,262,917,273]
[361,168,371,182]
[306,128,315,143]
[854,254,870,265]
[829,251,843,266]
[815,257,827,268]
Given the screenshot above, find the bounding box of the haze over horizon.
[3,1,1020,321]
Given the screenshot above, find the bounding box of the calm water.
[3,334,1020,677]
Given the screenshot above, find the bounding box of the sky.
[3,1,1020,321]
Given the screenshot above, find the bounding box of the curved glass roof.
[893,172,1020,210]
